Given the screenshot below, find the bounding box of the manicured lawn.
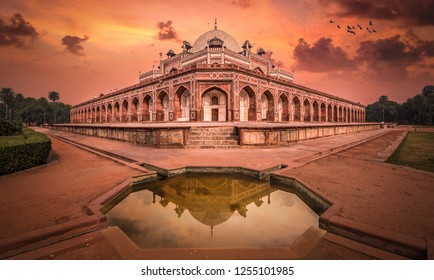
[387,132,434,172]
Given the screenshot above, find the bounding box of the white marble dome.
[191,29,241,53]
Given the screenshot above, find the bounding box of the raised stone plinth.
[51,123,381,148]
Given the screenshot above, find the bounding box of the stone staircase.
[186,126,240,148]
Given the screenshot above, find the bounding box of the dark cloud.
[232,0,254,8]
[292,37,355,72]
[292,34,434,79]
[356,35,422,66]
[61,35,89,56]
[356,34,434,79]
[0,13,38,48]
[156,20,180,41]
[320,0,434,26]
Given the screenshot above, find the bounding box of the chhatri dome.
[191,21,241,53]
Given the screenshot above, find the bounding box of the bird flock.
[329,20,377,35]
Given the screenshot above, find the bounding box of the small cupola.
[207,36,224,48]
[166,49,176,58]
[257,47,266,56]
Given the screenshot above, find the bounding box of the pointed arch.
[333,105,338,122]
[96,106,101,123]
[174,86,191,121]
[142,94,153,122]
[278,93,289,121]
[202,87,227,122]
[114,102,120,122]
[320,102,326,122]
[239,86,256,121]
[293,96,301,121]
[303,99,311,122]
[338,106,343,122]
[260,90,274,121]
[101,105,106,122]
[156,91,169,122]
[131,97,139,122]
[313,101,319,122]
[107,103,113,122]
[327,104,332,122]
[121,99,129,122]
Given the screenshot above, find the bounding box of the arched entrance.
[101,105,106,122]
[202,88,227,122]
[174,87,190,121]
[114,102,120,122]
[260,91,273,121]
[321,103,326,122]
[96,107,100,123]
[293,97,301,121]
[107,104,113,122]
[303,99,310,122]
[121,100,128,122]
[142,95,153,122]
[313,101,319,122]
[239,86,256,121]
[156,91,169,122]
[327,104,332,122]
[131,97,139,122]
[278,94,289,121]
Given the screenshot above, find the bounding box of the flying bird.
[372,29,377,32]
[337,25,341,29]
[357,24,362,30]
[369,20,373,26]
[330,20,334,23]
[347,29,356,35]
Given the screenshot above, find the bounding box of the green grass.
[0,128,46,145]
[387,132,434,172]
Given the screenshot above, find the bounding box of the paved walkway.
[35,127,391,173]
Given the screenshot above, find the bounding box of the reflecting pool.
[105,173,320,248]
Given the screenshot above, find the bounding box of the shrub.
[0,119,19,136]
[0,128,51,175]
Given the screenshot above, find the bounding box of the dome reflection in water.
[105,173,320,249]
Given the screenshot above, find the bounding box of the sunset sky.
[1,0,433,106]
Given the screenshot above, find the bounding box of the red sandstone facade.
[70,27,365,124]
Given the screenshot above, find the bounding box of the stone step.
[189,128,237,133]
[186,140,239,145]
[187,136,239,141]
[186,145,240,149]
[186,126,240,148]
[188,131,239,136]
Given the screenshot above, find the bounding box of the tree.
[0,87,16,121]
[48,91,60,123]
[422,85,434,126]
[378,95,389,122]
[37,97,49,124]
[412,94,426,125]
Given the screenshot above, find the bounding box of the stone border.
[140,164,285,178]
[271,174,428,259]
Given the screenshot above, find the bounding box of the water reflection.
[106,173,318,248]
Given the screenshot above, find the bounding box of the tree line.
[0,88,71,125]
[366,85,434,125]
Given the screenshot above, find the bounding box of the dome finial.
[214,18,217,30]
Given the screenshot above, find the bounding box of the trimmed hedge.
[0,128,51,175]
[0,119,20,136]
